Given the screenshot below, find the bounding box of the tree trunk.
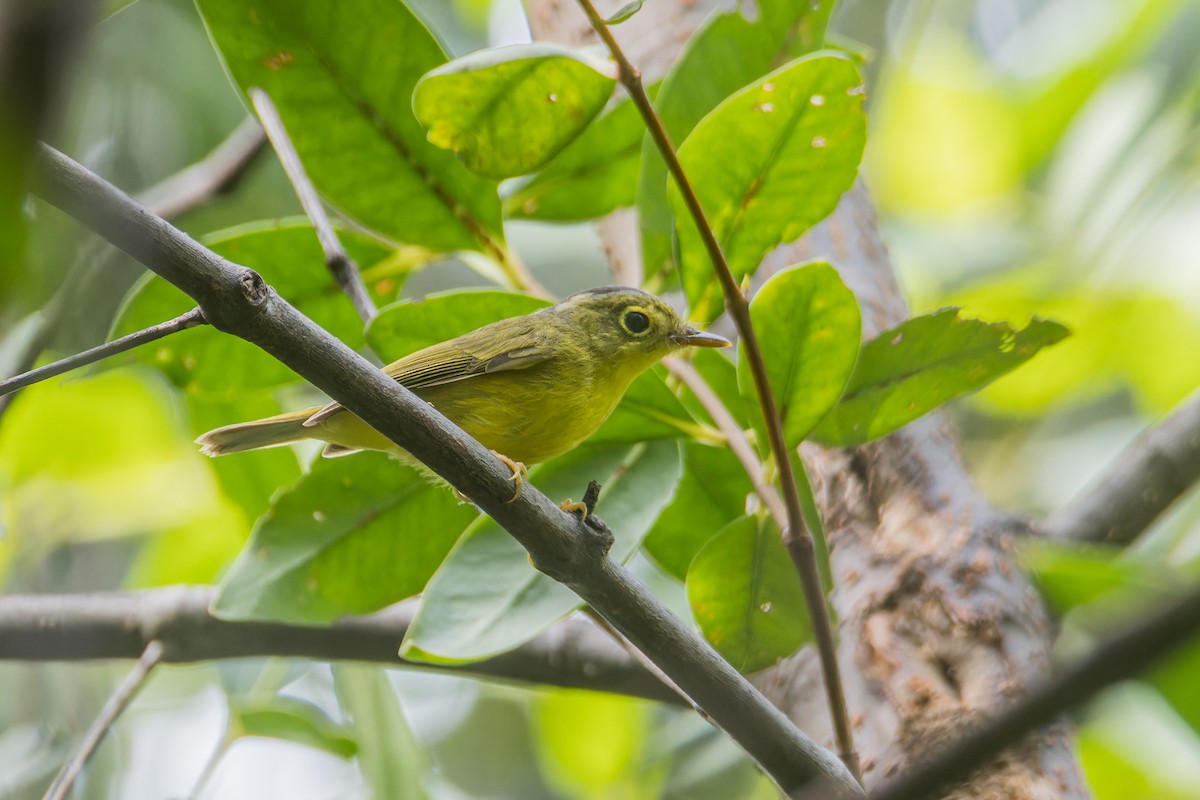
[526,2,1090,796]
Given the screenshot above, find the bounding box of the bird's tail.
[195,407,321,456]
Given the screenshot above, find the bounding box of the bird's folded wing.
[303,332,552,428]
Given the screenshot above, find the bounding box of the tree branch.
[0,587,681,704]
[573,0,860,780]
[30,143,862,798]
[248,88,377,324]
[862,582,1200,800]
[0,307,205,398]
[1041,388,1200,544]
[43,640,163,800]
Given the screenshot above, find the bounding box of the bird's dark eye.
[622,310,651,334]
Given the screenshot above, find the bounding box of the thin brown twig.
[0,308,206,398]
[664,356,788,527]
[249,87,378,324]
[1041,388,1200,544]
[42,640,164,800]
[574,0,860,781]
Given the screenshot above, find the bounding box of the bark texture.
[526,2,1090,796]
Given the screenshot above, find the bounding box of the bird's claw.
[492,451,528,503]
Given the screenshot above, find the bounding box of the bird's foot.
[492,450,528,503]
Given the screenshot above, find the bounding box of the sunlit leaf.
[645,442,753,580]
[812,309,1070,446]
[686,516,809,673]
[638,0,833,281]
[196,0,502,252]
[739,262,860,447]
[213,452,477,624]
[671,54,866,322]
[534,690,654,797]
[415,44,617,180]
[402,441,681,663]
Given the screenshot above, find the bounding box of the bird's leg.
[492,450,528,503]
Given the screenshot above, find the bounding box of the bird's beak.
[673,327,731,348]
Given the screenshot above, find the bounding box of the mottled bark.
[526,2,1089,796]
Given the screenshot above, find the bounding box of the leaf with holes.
[687,515,809,673]
[414,44,617,180]
[212,452,477,624]
[738,262,861,448]
[670,53,866,322]
[196,0,502,252]
[401,441,681,663]
[812,309,1070,446]
[638,0,834,282]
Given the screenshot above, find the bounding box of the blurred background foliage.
[0,0,1198,797]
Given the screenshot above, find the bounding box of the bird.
[195,287,730,481]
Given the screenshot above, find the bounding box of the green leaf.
[605,0,644,25]
[115,221,393,395]
[366,290,550,363]
[414,44,617,180]
[333,665,428,799]
[503,92,648,222]
[402,441,682,663]
[534,690,654,796]
[686,516,809,673]
[812,309,1071,446]
[739,262,861,447]
[1150,637,1200,738]
[670,54,867,322]
[213,453,478,624]
[196,0,502,252]
[645,442,753,580]
[638,0,834,281]
[590,368,698,446]
[230,696,357,758]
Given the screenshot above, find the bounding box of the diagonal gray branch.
[30,143,861,798]
[0,587,680,704]
[1041,388,1200,544]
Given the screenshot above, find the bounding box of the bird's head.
[553,287,730,372]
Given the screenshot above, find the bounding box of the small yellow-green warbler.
[196,287,729,467]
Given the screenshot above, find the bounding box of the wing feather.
[304,320,554,427]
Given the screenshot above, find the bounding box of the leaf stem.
[575,0,860,781]
[250,87,378,324]
[0,308,207,399]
